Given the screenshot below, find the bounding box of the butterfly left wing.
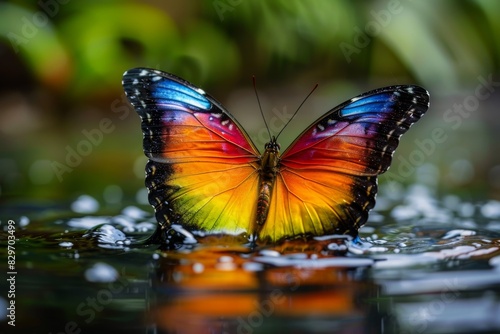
[122,68,261,241]
[259,85,430,242]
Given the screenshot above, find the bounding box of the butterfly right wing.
[259,85,430,242]
[123,68,261,239]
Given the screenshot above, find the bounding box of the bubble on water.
[368,246,389,253]
[192,262,204,273]
[122,206,149,219]
[391,205,420,220]
[465,247,499,258]
[254,256,374,268]
[490,255,500,269]
[480,200,500,219]
[134,222,155,232]
[372,254,438,269]
[359,226,375,234]
[327,243,348,252]
[367,212,384,223]
[170,224,197,244]
[84,262,119,283]
[215,261,236,271]
[424,245,477,259]
[19,216,30,227]
[458,219,478,229]
[243,262,264,272]
[486,221,500,231]
[259,249,281,257]
[110,215,135,232]
[71,195,99,214]
[90,224,127,245]
[218,255,233,263]
[313,234,352,241]
[442,229,476,239]
[103,185,123,204]
[459,202,475,217]
[59,242,73,248]
[68,216,108,229]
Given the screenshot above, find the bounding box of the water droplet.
[71,195,99,213]
[192,263,204,273]
[84,262,119,283]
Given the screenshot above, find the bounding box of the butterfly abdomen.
[256,141,281,230]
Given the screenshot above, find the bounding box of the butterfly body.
[256,138,280,231]
[123,68,430,244]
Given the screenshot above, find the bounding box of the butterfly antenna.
[253,76,273,141]
[275,83,319,140]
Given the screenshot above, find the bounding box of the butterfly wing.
[259,85,430,242]
[122,68,261,239]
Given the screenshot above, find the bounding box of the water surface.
[1,185,500,333]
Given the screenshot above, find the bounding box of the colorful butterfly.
[123,68,430,244]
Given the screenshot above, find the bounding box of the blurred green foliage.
[0,0,499,200]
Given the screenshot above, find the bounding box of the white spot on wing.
[132,79,138,85]
[139,70,148,76]
[152,76,162,82]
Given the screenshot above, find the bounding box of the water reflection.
[1,196,500,333]
[151,240,382,334]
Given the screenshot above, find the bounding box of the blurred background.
[1,0,500,206]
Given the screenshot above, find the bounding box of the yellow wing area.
[144,109,262,238]
[258,167,376,243]
[169,161,260,235]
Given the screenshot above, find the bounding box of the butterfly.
[122,68,430,245]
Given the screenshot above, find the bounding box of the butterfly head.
[264,136,281,153]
